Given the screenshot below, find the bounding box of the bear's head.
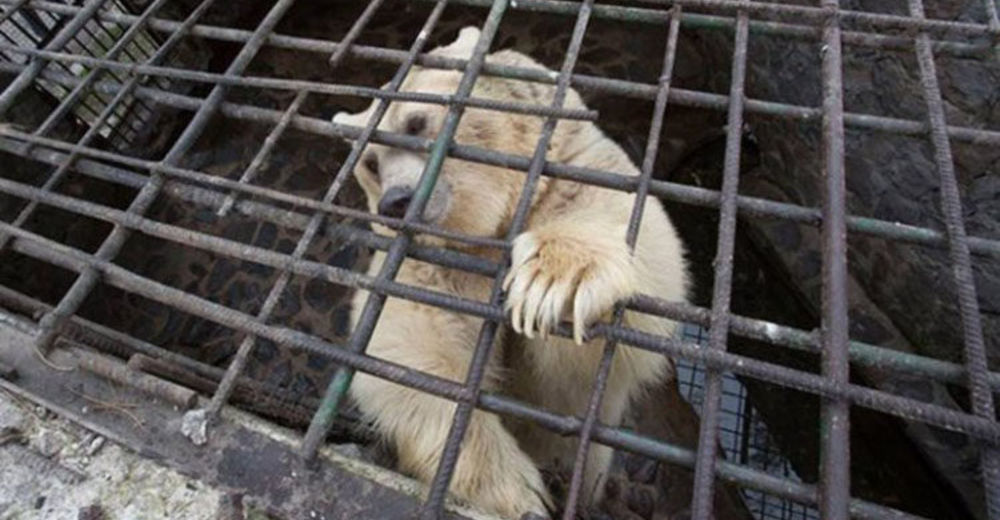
[332,27,588,247]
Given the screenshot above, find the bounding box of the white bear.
[332,26,689,519]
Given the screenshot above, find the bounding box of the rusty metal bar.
[326,0,386,68]
[8,0,994,58]
[907,0,1000,516]
[818,2,850,519]
[690,9,749,520]
[0,283,322,427]
[201,0,453,436]
[561,6,682,519]
[0,217,949,520]
[215,90,308,217]
[127,353,323,429]
[300,0,514,463]
[0,44,598,121]
[6,135,1000,401]
[4,86,999,258]
[421,0,597,516]
[53,340,199,410]
[22,0,223,357]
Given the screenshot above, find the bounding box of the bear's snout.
[378,185,414,219]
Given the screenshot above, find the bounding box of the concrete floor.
[0,384,225,520]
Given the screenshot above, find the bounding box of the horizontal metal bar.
[0,285,326,428]
[628,295,1000,393]
[0,43,600,121]
[522,0,997,38]
[0,136,501,275]
[0,125,507,250]
[0,193,997,446]
[9,136,996,398]
[3,69,999,258]
[4,3,998,137]
[6,0,992,60]
[0,221,939,519]
[54,340,198,410]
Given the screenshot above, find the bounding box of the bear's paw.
[503,229,637,344]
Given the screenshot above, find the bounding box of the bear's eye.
[362,153,379,178]
[404,114,427,136]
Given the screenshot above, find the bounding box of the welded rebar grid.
[0,0,998,519]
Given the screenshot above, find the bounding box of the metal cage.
[0,0,997,519]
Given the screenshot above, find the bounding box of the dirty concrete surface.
[0,386,223,520]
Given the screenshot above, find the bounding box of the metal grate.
[0,0,163,150]
[676,323,819,520]
[0,0,997,519]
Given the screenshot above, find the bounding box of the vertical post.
[561,6,682,519]
[690,8,750,520]
[818,2,850,519]
[908,0,1000,516]
[300,0,512,463]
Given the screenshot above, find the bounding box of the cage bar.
[3,65,998,258]
[561,6,681,519]
[300,0,514,461]
[907,0,1000,514]
[420,1,599,516]
[817,1,850,518]
[0,0,996,519]
[202,0,453,433]
[691,9,749,520]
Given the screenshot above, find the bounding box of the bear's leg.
[349,301,551,519]
[510,336,648,508]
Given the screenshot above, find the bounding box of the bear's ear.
[332,107,370,143]
[432,26,481,59]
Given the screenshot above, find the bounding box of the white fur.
[334,26,689,519]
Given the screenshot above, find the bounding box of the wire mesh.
[676,323,819,520]
[0,0,997,519]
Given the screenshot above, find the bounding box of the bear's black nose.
[377,186,414,219]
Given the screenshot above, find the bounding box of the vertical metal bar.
[689,9,749,520]
[983,0,999,31]
[28,0,299,356]
[201,0,453,428]
[0,0,109,115]
[0,0,170,253]
[215,90,307,217]
[327,0,387,68]
[818,2,850,519]
[300,0,511,462]
[561,7,681,520]
[419,0,596,516]
[907,0,1000,516]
